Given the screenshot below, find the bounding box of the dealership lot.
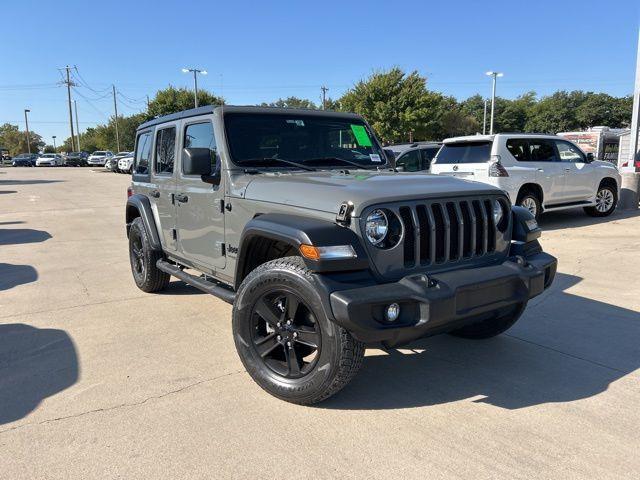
[1,167,639,479]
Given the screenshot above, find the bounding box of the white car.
[430,133,621,219]
[36,153,64,166]
[87,150,114,166]
[117,153,134,173]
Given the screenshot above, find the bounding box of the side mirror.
[182,147,220,185]
[586,152,595,163]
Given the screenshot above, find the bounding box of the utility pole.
[24,109,31,154]
[64,66,76,152]
[182,68,207,108]
[74,100,81,151]
[486,71,503,135]
[52,136,57,151]
[146,95,150,110]
[112,85,120,152]
[483,99,488,135]
[629,28,640,171]
[320,86,329,110]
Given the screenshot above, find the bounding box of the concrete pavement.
[1,167,638,479]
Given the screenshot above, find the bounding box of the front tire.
[449,303,526,339]
[233,257,365,405]
[516,190,542,220]
[584,184,617,217]
[128,217,170,292]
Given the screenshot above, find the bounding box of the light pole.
[485,71,503,135]
[24,109,31,154]
[182,68,207,108]
[52,136,57,151]
[482,99,488,135]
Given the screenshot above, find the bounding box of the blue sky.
[1,0,638,145]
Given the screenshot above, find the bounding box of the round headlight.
[365,209,388,245]
[492,199,504,227]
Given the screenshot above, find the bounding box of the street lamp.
[485,71,503,135]
[182,67,208,108]
[52,136,57,151]
[24,109,31,154]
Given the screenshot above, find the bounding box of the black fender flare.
[511,205,541,243]
[235,213,369,289]
[126,194,162,250]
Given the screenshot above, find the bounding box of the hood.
[242,170,503,216]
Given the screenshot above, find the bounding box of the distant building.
[557,127,629,167]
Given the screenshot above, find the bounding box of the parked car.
[36,153,64,167]
[387,142,441,172]
[107,152,132,172]
[87,150,114,166]
[1,151,12,165]
[118,153,134,173]
[125,105,557,405]
[11,153,38,167]
[430,134,622,219]
[64,151,89,167]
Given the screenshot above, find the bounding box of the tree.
[261,97,317,109]
[0,123,44,155]
[495,92,536,132]
[148,86,224,118]
[43,145,56,153]
[525,91,586,133]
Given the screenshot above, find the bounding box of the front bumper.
[326,252,556,346]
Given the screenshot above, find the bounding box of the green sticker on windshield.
[350,124,372,147]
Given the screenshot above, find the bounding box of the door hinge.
[171,229,177,240]
[219,199,225,213]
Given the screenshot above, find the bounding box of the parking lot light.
[485,71,504,135]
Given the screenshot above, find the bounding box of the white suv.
[430,134,621,219]
[87,150,114,166]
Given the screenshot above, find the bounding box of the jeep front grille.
[361,195,510,280]
[401,198,497,267]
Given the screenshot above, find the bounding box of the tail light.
[127,186,133,198]
[489,158,509,177]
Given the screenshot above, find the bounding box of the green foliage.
[148,86,224,118]
[260,97,317,109]
[0,123,44,155]
[43,145,56,153]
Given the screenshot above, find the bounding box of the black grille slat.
[454,202,466,260]
[483,200,496,252]
[473,200,488,254]
[399,207,416,267]
[446,203,460,261]
[431,204,446,263]
[460,201,474,258]
[425,205,437,264]
[416,205,431,265]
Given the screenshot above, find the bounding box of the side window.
[528,139,558,162]
[506,139,530,161]
[420,148,438,169]
[134,131,153,175]
[396,149,422,172]
[155,127,176,175]
[183,121,217,174]
[555,140,585,163]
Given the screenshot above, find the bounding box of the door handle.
[537,168,544,172]
[150,190,160,198]
[564,168,571,172]
[175,194,189,203]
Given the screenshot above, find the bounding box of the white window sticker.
[369,154,382,163]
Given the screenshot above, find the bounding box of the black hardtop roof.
[137,105,364,131]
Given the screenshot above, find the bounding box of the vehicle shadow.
[0,324,79,425]
[0,263,38,291]
[320,273,639,411]
[158,280,206,296]
[0,221,25,226]
[0,228,52,246]
[0,190,17,195]
[0,179,63,186]
[538,208,640,231]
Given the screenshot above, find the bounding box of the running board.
[544,200,592,210]
[156,259,235,304]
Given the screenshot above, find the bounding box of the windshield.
[93,151,107,156]
[42,154,56,158]
[435,141,492,164]
[224,113,386,169]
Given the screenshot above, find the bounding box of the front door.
[527,138,565,205]
[151,124,178,252]
[175,119,226,270]
[554,139,595,202]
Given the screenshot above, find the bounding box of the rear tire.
[449,303,526,339]
[128,217,170,293]
[233,256,365,404]
[516,190,541,220]
[584,184,617,217]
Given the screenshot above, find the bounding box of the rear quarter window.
[435,142,492,164]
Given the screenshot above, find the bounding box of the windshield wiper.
[240,157,316,171]
[306,157,379,170]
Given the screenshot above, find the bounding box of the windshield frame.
[222,111,388,171]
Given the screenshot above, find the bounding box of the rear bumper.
[326,252,556,346]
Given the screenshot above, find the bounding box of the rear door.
[430,141,492,179]
[554,139,595,202]
[150,124,179,253]
[175,118,226,270]
[526,138,565,205]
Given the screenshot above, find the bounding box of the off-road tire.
[233,256,365,405]
[516,190,542,220]
[128,217,170,293]
[449,302,526,339]
[584,184,617,217]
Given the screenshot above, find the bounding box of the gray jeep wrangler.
[126,106,557,404]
